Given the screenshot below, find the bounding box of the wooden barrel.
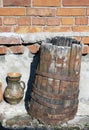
[28,37,82,125]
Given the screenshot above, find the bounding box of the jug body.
[4,72,25,105]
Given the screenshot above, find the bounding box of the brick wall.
[0,0,89,53]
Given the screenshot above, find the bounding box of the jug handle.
[20,81,25,90]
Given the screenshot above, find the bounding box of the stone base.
[1,115,89,130]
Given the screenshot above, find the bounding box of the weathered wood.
[28,37,82,125]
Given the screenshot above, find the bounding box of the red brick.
[82,45,89,54]
[75,17,88,25]
[46,18,60,26]
[82,37,89,44]
[3,17,16,25]
[33,0,61,7]
[74,36,81,42]
[63,0,89,6]
[18,17,31,26]
[61,18,74,25]
[10,45,24,54]
[14,26,42,33]
[3,0,31,7]
[27,45,40,54]
[26,8,55,16]
[0,17,2,25]
[0,46,8,54]
[57,8,85,16]
[86,8,89,16]
[44,27,71,32]
[32,17,46,26]
[72,26,89,32]
[0,36,21,45]
[0,8,25,16]
[0,27,11,32]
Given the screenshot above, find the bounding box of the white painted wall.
[77,54,89,116]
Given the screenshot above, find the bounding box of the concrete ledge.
[0,32,88,55]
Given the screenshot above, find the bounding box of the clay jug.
[0,82,3,102]
[4,72,25,105]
